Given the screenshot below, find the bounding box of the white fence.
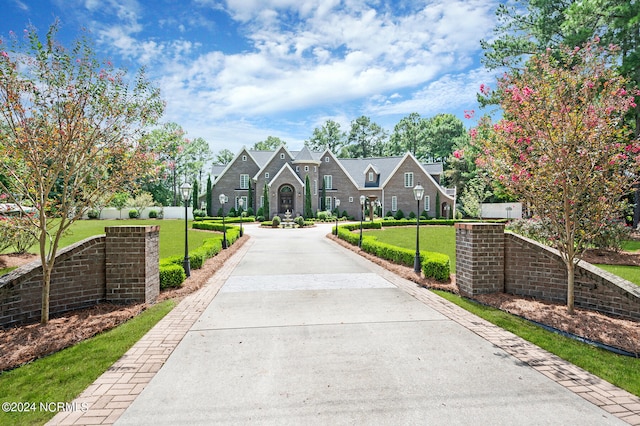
[480,202,522,219]
[87,207,193,220]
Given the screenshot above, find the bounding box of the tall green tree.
[341,116,388,158]
[304,174,312,219]
[145,122,185,206]
[214,148,234,165]
[474,41,639,314]
[247,181,254,214]
[0,22,163,323]
[253,136,286,150]
[263,183,270,219]
[180,136,212,189]
[206,175,213,217]
[423,114,469,167]
[192,179,199,213]
[305,120,346,152]
[386,113,426,157]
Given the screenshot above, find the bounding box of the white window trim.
[391,196,398,212]
[325,197,332,211]
[260,196,264,208]
[368,171,374,181]
[424,195,430,212]
[304,165,309,172]
[313,179,317,195]
[325,157,329,162]
[324,175,332,190]
[265,172,270,179]
[349,196,354,203]
[240,174,249,189]
[242,155,247,161]
[404,172,414,188]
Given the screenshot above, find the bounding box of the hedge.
[336,224,450,282]
[158,223,240,289]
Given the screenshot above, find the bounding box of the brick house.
[207,145,456,220]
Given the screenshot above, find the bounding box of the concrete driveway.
[107,223,632,425]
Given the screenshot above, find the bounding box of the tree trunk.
[566,260,575,315]
[40,265,52,324]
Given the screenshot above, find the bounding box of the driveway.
[112,223,627,425]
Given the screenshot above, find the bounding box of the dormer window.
[368,171,374,182]
[280,153,285,160]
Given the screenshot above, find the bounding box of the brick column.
[455,223,505,296]
[105,226,160,304]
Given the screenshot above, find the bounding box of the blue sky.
[3,0,502,154]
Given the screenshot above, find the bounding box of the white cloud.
[12,0,29,11]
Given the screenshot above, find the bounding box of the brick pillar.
[455,223,505,296]
[105,226,160,304]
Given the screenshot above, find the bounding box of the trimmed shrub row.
[336,224,450,282]
[159,222,241,289]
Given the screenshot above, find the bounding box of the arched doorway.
[279,184,294,214]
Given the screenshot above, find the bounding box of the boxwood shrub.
[159,263,186,289]
[336,223,451,282]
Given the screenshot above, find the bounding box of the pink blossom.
[0,51,8,59]
[469,128,478,138]
[464,109,475,119]
[453,149,464,159]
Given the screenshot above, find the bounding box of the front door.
[279,185,294,213]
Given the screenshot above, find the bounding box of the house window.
[242,155,247,161]
[325,197,332,211]
[280,153,285,159]
[265,172,269,179]
[324,175,332,190]
[236,196,248,211]
[391,196,398,212]
[325,157,329,162]
[295,166,299,172]
[260,196,264,208]
[368,171,374,182]
[314,166,317,172]
[424,195,430,212]
[349,196,354,203]
[313,179,317,195]
[404,172,414,188]
[304,165,309,172]
[240,174,249,189]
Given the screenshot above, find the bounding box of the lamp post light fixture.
[413,183,425,273]
[180,182,193,277]
[334,198,341,236]
[359,195,366,248]
[238,198,244,237]
[219,193,227,249]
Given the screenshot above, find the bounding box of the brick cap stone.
[455,222,505,230]
[104,225,160,233]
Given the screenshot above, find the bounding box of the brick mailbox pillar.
[455,223,505,296]
[105,226,160,304]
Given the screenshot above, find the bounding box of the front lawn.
[594,264,640,287]
[366,225,456,271]
[1,219,217,259]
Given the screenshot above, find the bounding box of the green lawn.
[594,264,640,287]
[621,240,640,252]
[366,225,457,271]
[1,219,219,259]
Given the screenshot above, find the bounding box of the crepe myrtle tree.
[473,40,640,314]
[0,22,164,323]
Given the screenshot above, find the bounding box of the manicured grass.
[366,225,456,271]
[433,290,640,397]
[0,300,175,426]
[0,267,16,276]
[621,240,640,252]
[594,264,640,287]
[1,219,218,259]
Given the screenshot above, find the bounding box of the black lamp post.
[334,198,340,236]
[359,195,366,248]
[219,193,227,249]
[180,182,192,277]
[238,197,244,237]
[413,183,424,273]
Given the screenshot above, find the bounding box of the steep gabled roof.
[292,146,322,164]
[268,163,305,187]
[380,152,454,202]
[252,144,295,180]
[212,146,258,184]
[339,156,402,188]
[319,149,360,189]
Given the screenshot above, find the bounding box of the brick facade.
[0,225,160,327]
[456,223,640,322]
[210,146,456,221]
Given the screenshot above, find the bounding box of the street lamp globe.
[180,182,193,277]
[413,183,424,274]
[413,183,424,202]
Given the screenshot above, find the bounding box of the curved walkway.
[49,224,640,425]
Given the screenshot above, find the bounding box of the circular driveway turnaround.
[115,224,627,425]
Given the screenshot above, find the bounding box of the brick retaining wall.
[0,226,160,328]
[456,223,640,322]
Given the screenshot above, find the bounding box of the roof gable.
[268,163,304,187]
[213,146,258,184]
